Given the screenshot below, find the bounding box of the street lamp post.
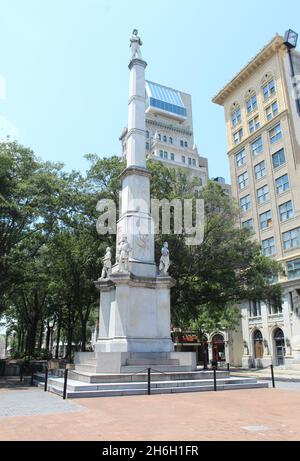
[283,29,300,116]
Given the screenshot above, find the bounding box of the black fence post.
[227,363,230,373]
[213,366,217,391]
[63,368,68,399]
[19,361,24,382]
[147,368,151,395]
[44,367,48,392]
[270,364,275,388]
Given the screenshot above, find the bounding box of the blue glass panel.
[149,97,187,117]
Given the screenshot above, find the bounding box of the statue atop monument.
[130,29,143,59]
[159,242,170,275]
[117,236,131,272]
[100,247,112,279]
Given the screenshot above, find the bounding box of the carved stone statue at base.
[159,242,170,275]
[117,236,131,272]
[100,247,112,279]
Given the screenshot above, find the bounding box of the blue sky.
[0,0,299,183]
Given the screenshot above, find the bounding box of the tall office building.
[213,31,300,367]
[120,80,209,186]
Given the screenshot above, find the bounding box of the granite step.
[68,369,229,383]
[126,358,180,366]
[47,376,259,392]
[120,365,192,373]
[43,379,268,398]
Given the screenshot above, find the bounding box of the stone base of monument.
[74,351,196,374]
[38,351,268,398]
[38,368,268,398]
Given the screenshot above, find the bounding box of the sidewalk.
[230,366,300,382]
[1,387,300,440]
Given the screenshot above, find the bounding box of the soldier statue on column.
[130,29,143,59]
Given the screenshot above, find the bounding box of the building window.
[184,141,188,148]
[169,137,173,144]
[249,116,260,133]
[283,227,300,250]
[267,302,282,315]
[233,128,243,145]
[259,210,272,230]
[269,123,282,144]
[232,106,241,128]
[188,157,192,165]
[158,134,161,141]
[287,259,300,279]
[272,148,285,168]
[159,150,164,158]
[263,79,275,100]
[251,136,263,155]
[242,218,254,229]
[164,151,168,159]
[146,130,149,139]
[146,142,149,150]
[246,94,257,113]
[262,237,276,256]
[275,173,289,194]
[235,148,246,167]
[266,100,278,121]
[279,201,294,222]
[180,140,184,147]
[170,152,175,161]
[163,135,167,142]
[250,301,262,317]
[240,195,251,212]
[181,155,186,163]
[257,185,269,204]
[192,158,196,166]
[238,171,249,190]
[253,330,263,358]
[254,160,266,180]
[289,291,294,311]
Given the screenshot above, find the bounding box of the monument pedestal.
[92,273,196,373]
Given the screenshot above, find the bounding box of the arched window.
[212,334,225,362]
[274,328,285,365]
[245,89,257,114]
[253,330,263,358]
[261,73,276,100]
[231,102,241,128]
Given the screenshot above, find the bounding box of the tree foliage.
[0,143,282,359]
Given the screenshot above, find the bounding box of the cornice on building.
[212,34,285,106]
[146,118,193,136]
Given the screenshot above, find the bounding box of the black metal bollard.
[213,366,217,391]
[147,368,151,395]
[270,364,275,388]
[31,371,34,386]
[227,363,230,373]
[44,367,48,392]
[63,368,68,399]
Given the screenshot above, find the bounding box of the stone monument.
[91,31,196,373]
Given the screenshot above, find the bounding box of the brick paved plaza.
[0,386,300,441]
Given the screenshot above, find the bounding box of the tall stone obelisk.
[93,31,195,373]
